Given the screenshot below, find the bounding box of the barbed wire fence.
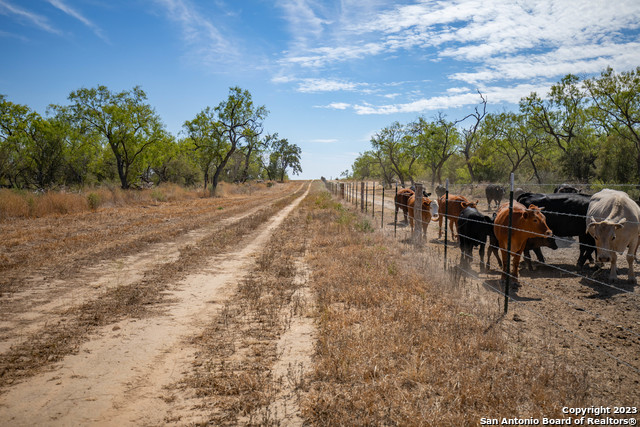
[323,177,640,383]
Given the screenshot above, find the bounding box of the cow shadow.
[579,267,638,299]
[482,279,542,302]
[517,262,581,279]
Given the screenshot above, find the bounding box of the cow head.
[587,217,625,262]
[461,200,479,210]
[429,199,439,220]
[521,204,553,238]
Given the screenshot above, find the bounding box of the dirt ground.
[1,181,638,426]
[370,187,640,405]
[0,181,314,425]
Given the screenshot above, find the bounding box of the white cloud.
[0,0,61,34]
[154,0,238,66]
[350,83,552,115]
[318,102,351,110]
[297,78,361,93]
[309,138,339,143]
[46,0,108,42]
[277,0,640,83]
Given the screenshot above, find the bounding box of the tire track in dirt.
[0,183,311,426]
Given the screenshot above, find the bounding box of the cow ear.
[615,219,626,229]
[522,211,529,219]
[587,218,596,235]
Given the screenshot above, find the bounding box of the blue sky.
[2,0,640,180]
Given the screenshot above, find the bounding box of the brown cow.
[395,188,414,223]
[493,202,553,283]
[437,194,478,240]
[407,194,440,237]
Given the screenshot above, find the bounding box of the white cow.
[586,189,640,282]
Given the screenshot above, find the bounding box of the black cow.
[554,184,579,193]
[457,207,502,272]
[435,184,446,199]
[516,192,594,267]
[523,237,558,270]
[485,184,505,210]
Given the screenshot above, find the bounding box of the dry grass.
[0,182,271,220]
[301,190,590,426]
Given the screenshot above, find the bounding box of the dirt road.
[0,182,313,425]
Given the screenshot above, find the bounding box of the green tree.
[370,122,419,187]
[585,67,640,182]
[65,85,166,189]
[413,114,459,186]
[520,75,597,180]
[457,92,487,182]
[0,95,33,187]
[268,137,302,182]
[184,87,268,195]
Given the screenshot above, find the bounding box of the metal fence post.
[361,182,365,212]
[381,185,384,228]
[444,179,449,269]
[372,183,375,218]
[394,183,398,237]
[413,183,423,243]
[505,173,515,314]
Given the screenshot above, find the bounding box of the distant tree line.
[0,86,302,194]
[350,67,640,187]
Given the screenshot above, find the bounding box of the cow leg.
[403,207,409,223]
[627,239,639,283]
[511,252,522,284]
[523,248,534,271]
[450,219,457,240]
[479,243,486,272]
[609,252,618,282]
[500,249,510,282]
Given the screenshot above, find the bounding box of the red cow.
[437,194,478,240]
[395,188,414,223]
[407,194,439,237]
[493,201,552,283]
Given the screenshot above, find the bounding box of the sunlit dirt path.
[0,183,311,426]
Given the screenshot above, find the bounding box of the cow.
[395,188,414,223]
[407,194,439,238]
[517,192,594,267]
[485,184,505,210]
[586,189,640,283]
[554,184,579,193]
[435,184,446,199]
[523,237,558,270]
[438,194,478,240]
[457,207,501,272]
[410,185,431,199]
[493,201,552,283]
